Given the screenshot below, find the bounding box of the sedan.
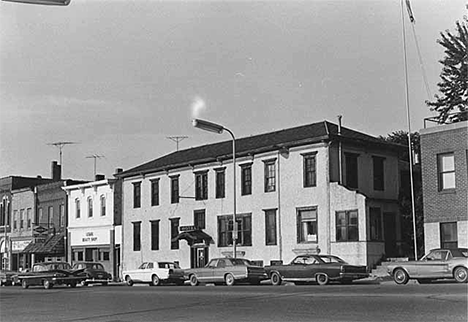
[72,262,112,286]
[185,258,268,286]
[0,270,18,286]
[265,254,369,286]
[387,248,468,284]
[122,261,185,286]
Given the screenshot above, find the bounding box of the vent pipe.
[337,115,343,185]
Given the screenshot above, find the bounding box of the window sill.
[439,189,456,195]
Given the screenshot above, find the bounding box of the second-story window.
[13,210,17,230]
[345,153,359,189]
[195,171,208,200]
[438,153,455,190]
[151,179,160,206]
[48,206,54,225]
[133,182,141,208]
[215,168,225,199]
[373,156,385,191]
[264,160,276,192]
[171,176,179,204]
[59,205,65,227]
[20,209,24,229]
[194,209,206,229]
[75,199,80,219]
[100,196,106,216]
[38,207,43,223]
[27,208,32,229]
[87,198,93,218]
[303,153,317,187]
[241,164,252,196]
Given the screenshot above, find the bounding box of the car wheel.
[80,281,87,287]
[22,280,29,289]
[151,275,161,286]
[393,268,409,285]
[453,267,468,283]
[189,274,199,286]
[43,280,53,289]
[125,276,134,287]
[270,272,282,286]
[225,273,235,286]
[69,282,77,288]
[316,273,329,286]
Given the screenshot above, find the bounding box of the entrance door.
[190,246,208,268]
[384,213,397,257]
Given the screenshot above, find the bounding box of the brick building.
[420,121,468,251]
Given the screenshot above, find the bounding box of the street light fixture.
[192,118,237,258]
[2,0,70,5]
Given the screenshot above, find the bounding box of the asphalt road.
[1,281,467,322]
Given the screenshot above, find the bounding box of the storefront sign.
[70,227,110,246]
[12,240,32,252]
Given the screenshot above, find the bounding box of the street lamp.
[192,119,237,258]
[2,0,70,5]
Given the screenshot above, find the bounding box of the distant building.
[63,174,123,280]
[420,121,468,251]
[117,121,407,273]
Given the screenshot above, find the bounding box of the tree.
[379,131,424,258]
[426,18,468,124]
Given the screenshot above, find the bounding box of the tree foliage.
[426,18,468,123]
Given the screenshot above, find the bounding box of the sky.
[0,0,466,181]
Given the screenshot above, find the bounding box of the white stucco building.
[117,121,405,272]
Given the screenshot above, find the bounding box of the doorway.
[190,246,208,268]
[384,212,397,257]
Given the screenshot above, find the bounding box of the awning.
[171,230,213,245]
[22,235,64,255]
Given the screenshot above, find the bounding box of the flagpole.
[400,0,418,261]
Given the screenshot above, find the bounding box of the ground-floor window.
[297,207,318,243]
[440,222,457,248]
[218,214,252,247]
[369,207,382,241]
[265,209,277,245]
[336,210,359,242]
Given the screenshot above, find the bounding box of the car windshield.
[319,255,347,264]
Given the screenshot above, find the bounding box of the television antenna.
[86,154,105,177]
[47,142,78,175]
[166,136,188,151]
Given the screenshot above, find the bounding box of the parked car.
[264,254,369,286]
[122,261,185,286]
[185,257,268,286]
[15,262,86,289]
[0,270,18,286]
[387,248,468,285]
[72,262,112,286]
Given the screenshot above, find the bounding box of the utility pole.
[166,136,188,151]
[47,142,77,176]
[86,155,105,178]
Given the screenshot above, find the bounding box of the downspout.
[277,149,283,262]
[325,142,331,255]
[338,115,343,185]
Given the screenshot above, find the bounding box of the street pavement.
[1,280,466,322]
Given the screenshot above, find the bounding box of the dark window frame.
[241,164,252,196]
[133,182,141,208]
[440,222,458,249]
[133,221,141,251]
[336,210,359,242]
[345,153,359,189]
[373,156,385,191]
[218,213,252,247]
[150,220,160,251]
[297,207,318,243]
[150,179,160,206]
[265,209,277,245]
[369,207,382,241]
[170,218,180,249]
[215,168,226,199]
[264,159,276,192]
[194,209,206,230]
[195,171,208,201]
[170,176,180,204]
[437,153,456,191]
[302,153,317,188]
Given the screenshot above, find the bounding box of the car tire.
[125,276,134,287]
[453,267,468,283]
[43,280,53,289]
[270,272,282,286]
[393,268,409,285]
[69,282,77,288]
[151,275,160,286]
[22,280,29,289]
[189,274,199,286]
[316,273,329,286]
[225,273,235,286]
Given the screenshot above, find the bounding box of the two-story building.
[117,121,406,272]
[63,174,123,280]
[420,120,467,251]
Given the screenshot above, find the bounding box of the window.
[87,198,93,218]
[13,210,17,230]
[170,176,179,204]
[218,214,252,247]
[336,210,359,242]
[100,196,106,216]
[170,218,180,249]
[75,199,80,219]
[59,205,65,227]
[195,171,208,200]
[241,164,252,196]
[265,209,277,245]
[27,208,32,229]
[102,251,110,261]
[194,210,206,229]
[150,179,160,206]
[133,222,141,251]
[151,220,160,251]
[264,160,276,192]
[440,222,457,248]
[133,182,141,208]
[297,207,318,243]
[38,207,44,223]
[48,206,54,225]
[303,153,317,187]
[20,209,24,229]
[215,168,225,199]
[345,153,359,189]
[438,153,455,190]
[373,156,385,191]
[369,207,382,240]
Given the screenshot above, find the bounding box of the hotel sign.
[180,225,197,232]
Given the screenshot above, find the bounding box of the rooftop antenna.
[86,154,105,177]
[47,141,78,176]
[166,136,188,151]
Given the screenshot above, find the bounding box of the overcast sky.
[0,0,465,181]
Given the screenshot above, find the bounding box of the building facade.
[118,121,406,273]
[420,121,468,251]
[63,176,122,280]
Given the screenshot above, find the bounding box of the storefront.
[11,238,32,271]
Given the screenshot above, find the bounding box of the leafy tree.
[379,131,424,258]
[426,18,468,123]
